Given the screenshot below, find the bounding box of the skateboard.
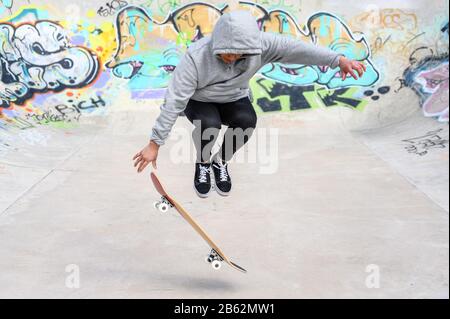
[150,171,247,273]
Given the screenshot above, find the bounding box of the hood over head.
[211,10,262,57]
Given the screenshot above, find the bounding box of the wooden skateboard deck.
[150,171,247,273]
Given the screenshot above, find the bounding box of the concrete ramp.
[0,103,448,298]
[334,86,449,212]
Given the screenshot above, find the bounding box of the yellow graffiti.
[352,8,418,32]
[349,8,420,60]
[174,5,221,40]
[263,10,309,41]
[0,4,50,22]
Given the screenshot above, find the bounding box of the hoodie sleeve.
[150,52,198,145]
[261,32,344,68]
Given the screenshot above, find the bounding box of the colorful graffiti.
[0,0,32,16]
[353,8,418,31]
[0,0,448,139]
[107,2,379,98]
[105,6,183,98]
[414,62,449,122]
[0,0,13,15]
[349,2,449,123]
[400,47,449,123]
[0,5,120,136]
[0,21,100,108]
[260,12,379,89]
[350,8,422,58]
[249,76,367,113]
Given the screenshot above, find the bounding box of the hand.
[338,56,367,81]
[133,141,160,173]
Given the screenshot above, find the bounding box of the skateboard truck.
[153,196,174,213]
[150,172,247,273]
[205,249,224,270]
[152,198,224,270]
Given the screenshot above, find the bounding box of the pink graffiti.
[415,62,449,122]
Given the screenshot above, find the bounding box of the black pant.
[184,97,257,163]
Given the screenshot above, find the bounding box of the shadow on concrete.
[159,274,238,292]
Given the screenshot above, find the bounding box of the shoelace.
[215,161,229,182]
[198,165,210,183]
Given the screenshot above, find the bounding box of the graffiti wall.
[0,0,448,138]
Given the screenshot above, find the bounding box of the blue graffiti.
[107,4,379,94]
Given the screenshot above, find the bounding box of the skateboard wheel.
[211,260,222,270]
[153,201,160,209]
[205,256,213,263]
[159,203,169,213]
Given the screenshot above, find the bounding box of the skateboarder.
[133,10,366,198]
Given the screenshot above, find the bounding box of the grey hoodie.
[150,10,343,145]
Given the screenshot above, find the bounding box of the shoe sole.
[213,180,231,197]
[211,162,232,196]
[194,184,211,198]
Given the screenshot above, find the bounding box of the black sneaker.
[212,158,232,196]
[194,163,212,198]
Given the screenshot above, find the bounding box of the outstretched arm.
[133,52,198,172]
[260,32,366,79]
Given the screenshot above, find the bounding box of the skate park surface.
[0,0,449,298]
[1,102,448,298]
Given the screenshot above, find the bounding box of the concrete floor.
[0,102,448,298]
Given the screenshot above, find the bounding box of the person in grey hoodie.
[133,10,366,198]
